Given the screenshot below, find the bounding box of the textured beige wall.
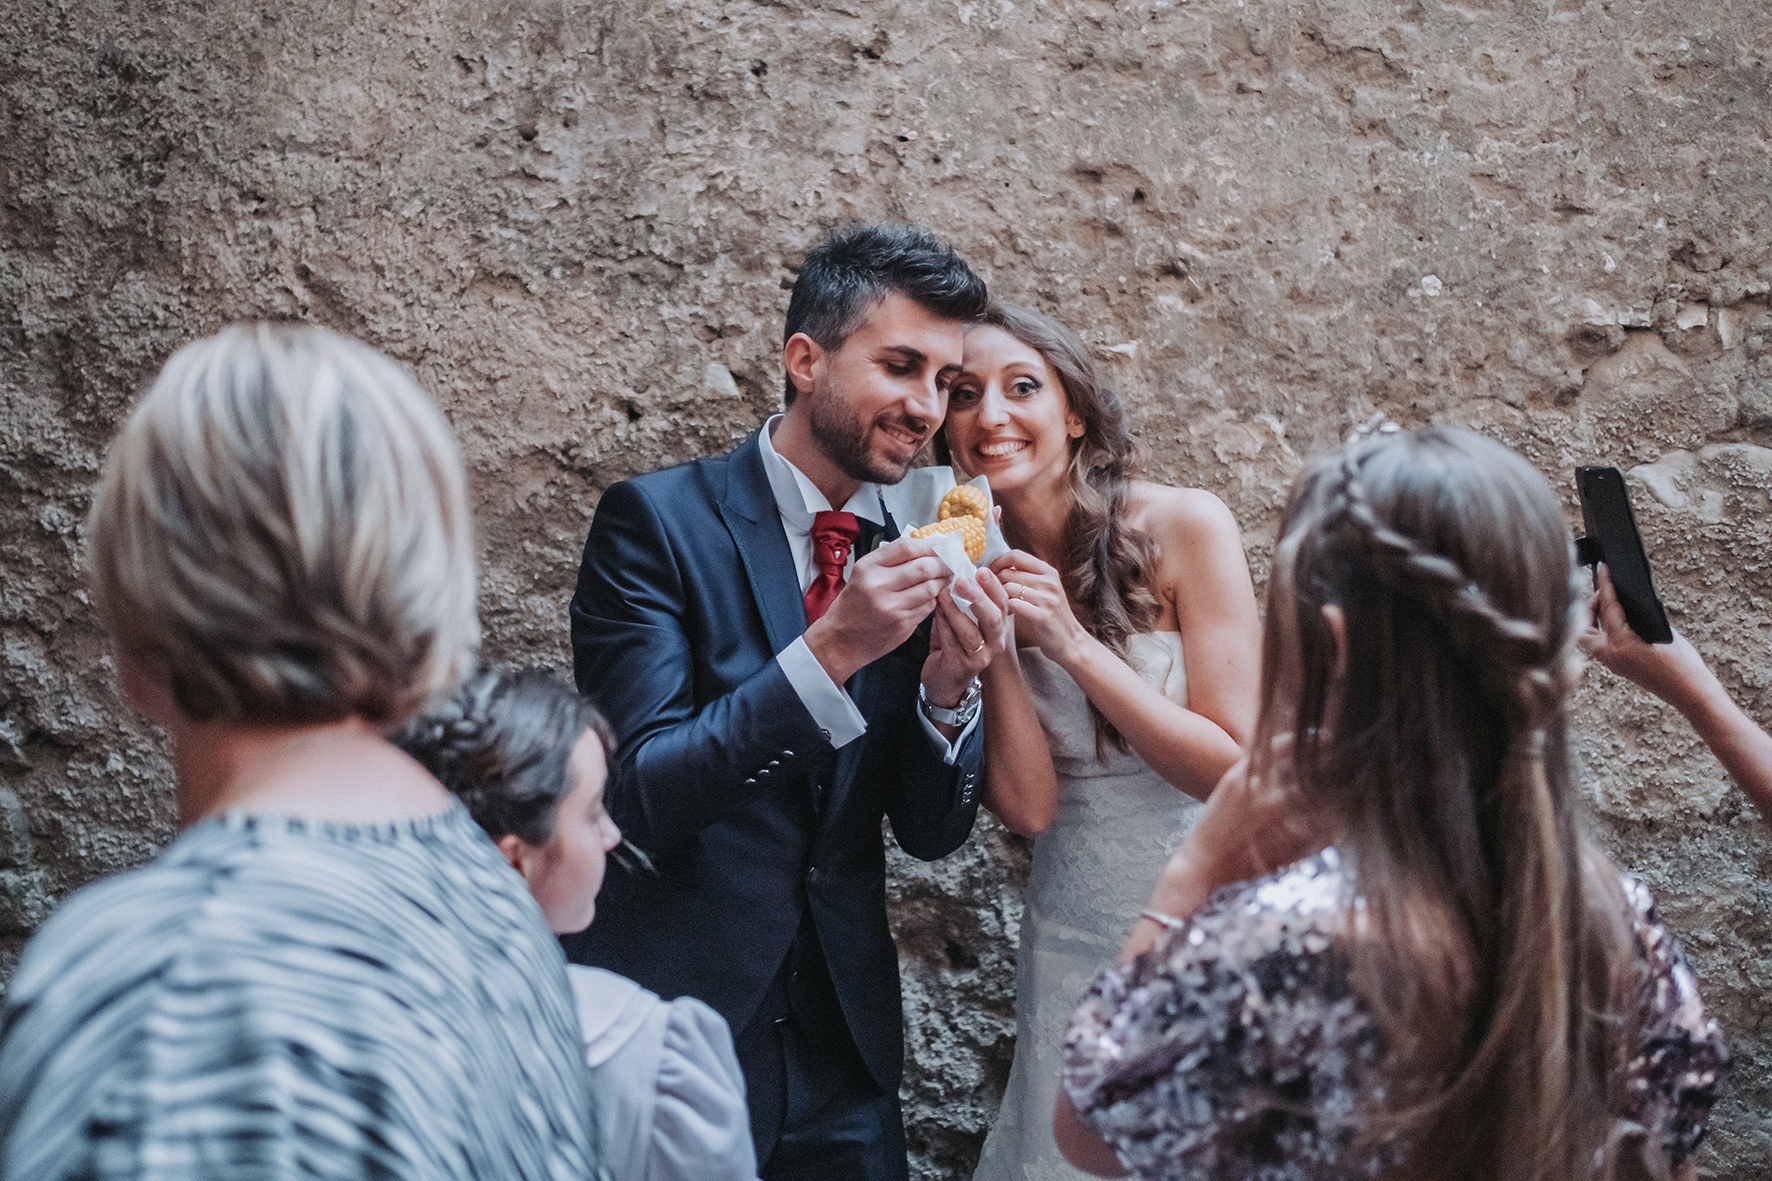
[3,0,1769,1175]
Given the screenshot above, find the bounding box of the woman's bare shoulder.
[1125,481,1241,550]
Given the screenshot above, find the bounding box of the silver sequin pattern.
[1063,849,1728,1180]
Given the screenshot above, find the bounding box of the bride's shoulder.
[1124,482,1242,559]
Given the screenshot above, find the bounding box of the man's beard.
[808,395,927,487]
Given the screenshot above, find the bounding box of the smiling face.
[785,290,967,489]
[516,729,620,935]
[945,325,1085,498]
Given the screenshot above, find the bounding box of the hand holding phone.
[1574,466,1672,644]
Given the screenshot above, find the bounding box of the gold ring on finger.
[971,641,986,653]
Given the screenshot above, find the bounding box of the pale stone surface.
[3,0,1770,1175]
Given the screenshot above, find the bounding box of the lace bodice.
[973,633,1201,1181]
[1015,633,1197,934]
[1020,631,1187,778]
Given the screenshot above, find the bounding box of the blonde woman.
[0,326,601,1179]
[1058,426,1728,1181]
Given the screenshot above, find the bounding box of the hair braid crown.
[1333,445,1570,742]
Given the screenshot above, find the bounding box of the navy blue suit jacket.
[562,432,983,1090]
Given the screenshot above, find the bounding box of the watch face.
[920,679,982,726]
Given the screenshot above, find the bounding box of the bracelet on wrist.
[1138,909,1188,932]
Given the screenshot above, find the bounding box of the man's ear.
[1321,604,1349,682]
[782,332,824,406]
[494,832,529,878]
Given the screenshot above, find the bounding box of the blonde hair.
[1258,425,1636,1181]
[87,323,479,727]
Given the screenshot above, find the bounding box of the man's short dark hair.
[782,223,988,405]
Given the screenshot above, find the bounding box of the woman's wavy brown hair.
[1257,424,1638,1181]
[937,301,1160,754]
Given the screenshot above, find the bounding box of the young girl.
[1057,424,1728,1181]
[396,667,759,1181]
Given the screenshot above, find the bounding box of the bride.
[939,303,1262,1181]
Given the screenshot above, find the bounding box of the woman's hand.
[990,550,1088,665]
[1579,563,1712,708]
[1581,563,1772,825]
[1122,734,1329,961]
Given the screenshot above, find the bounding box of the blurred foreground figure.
[397,667,761,1181]
[1582,563,1772,825]
[1057,425,1728,1181]
[0,325,600,1180]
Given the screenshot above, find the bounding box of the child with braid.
[395,667,760,1181]
[1055,425,1728,1181]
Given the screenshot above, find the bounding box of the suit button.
[743,778,757,787]
[807,866,819,884]
[782,749,794,758]
[768,759,781,768]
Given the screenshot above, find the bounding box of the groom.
[565,224,1008,1180]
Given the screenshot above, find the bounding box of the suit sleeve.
[881,676,984,862]
[571,479,831,852]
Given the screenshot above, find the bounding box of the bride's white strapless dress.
[972,632,1202,1181]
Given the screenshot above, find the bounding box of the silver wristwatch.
[918,677,983,727]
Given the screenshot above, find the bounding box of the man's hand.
[803,537,952,687]
[921,566,1012,714]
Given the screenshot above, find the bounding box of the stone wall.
[3,0,1769,1174]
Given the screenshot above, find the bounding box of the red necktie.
[804,510,860,624]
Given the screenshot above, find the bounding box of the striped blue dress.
[0,804,603,1180]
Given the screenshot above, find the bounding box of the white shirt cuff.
[777,638,868,749]
[917,705,980,765]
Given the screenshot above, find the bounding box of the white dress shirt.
[759,417,975,759]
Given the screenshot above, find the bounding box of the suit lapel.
[718,445,912,835]
[820,492,902,832]
[878,500,900,542]
[716,432,807,657]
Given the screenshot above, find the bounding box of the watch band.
[918,677,982,728]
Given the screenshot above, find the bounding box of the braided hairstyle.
[1257,424,1635,1181]
[393,666,614,846]
[936,302,1160,754]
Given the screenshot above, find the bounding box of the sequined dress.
[1062,849,1730,1180]
[974,633,1201,1181]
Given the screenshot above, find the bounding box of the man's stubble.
[807,386,926,489]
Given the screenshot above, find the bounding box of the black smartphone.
[1574,466,1673,644]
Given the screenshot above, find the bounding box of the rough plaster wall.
[3,0,1770,1174]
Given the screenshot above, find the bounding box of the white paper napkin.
[879,466,1005,621]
